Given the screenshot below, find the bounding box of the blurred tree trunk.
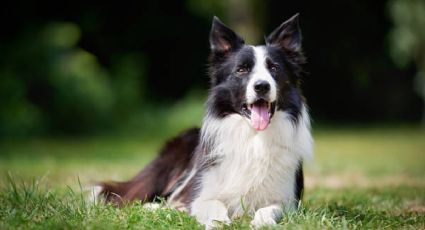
[186,0,266,43]
[225,0,266,44]
[388,0,425,125]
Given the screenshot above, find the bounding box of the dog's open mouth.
[242,99,276,131]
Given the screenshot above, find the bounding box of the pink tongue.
[251,103,270,131]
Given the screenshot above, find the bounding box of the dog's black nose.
[254,80,270,94]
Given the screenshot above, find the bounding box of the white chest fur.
[193,108,313,218]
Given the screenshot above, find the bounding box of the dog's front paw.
[204,216,231,230]
[251,212,276,228]
[192,200,231,229]
[251,206,281,228]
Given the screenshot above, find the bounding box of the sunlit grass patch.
[1,175,423,229]
[0,126,424,229]
[0,175,203,230]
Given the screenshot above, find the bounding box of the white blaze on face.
[246,46,278,104]
[245,46,278,131]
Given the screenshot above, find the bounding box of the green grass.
[1,126,424,229]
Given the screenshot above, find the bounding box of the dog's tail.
[96,128,200,205]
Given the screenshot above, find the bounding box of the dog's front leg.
[191,199,231,229]
[251,204,283,228]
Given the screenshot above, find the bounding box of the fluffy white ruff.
[191,106,313,227]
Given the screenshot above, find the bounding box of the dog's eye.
[236,66,249,74]
[269,64,279,72]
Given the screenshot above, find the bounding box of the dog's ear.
[266,13,302,53]
[210,16,245,54]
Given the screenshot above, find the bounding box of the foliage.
[388,0,425,121]
[0,22,145,136]
[388,0,425,68]
[1,0,424,138]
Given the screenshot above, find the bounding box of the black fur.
[207,16,305,122]
[98,14,309,211]
[294,161,304,203]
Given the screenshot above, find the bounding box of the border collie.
[96,14,313,228]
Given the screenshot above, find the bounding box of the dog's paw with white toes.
[250,206,282,228]
[192,200,231,229]
[251,213,276,228]
[201,211,231,230]
[205,217,231,230]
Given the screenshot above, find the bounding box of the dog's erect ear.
[210,16,245,54]
[266,13,302,53]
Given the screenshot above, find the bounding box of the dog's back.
[98,128,199,205]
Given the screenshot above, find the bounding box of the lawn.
[0,125,424,229]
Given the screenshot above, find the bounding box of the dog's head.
[207,14,305,131]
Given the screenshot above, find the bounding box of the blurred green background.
[1,1,425,228]
[1,0,424,138]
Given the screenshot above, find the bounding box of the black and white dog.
[96,14,313,228]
